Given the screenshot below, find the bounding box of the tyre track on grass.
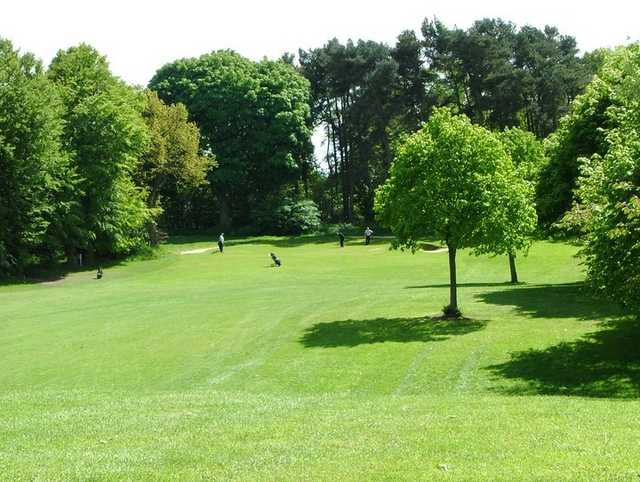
[206,304,303,387]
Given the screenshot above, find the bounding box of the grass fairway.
[1,236,639,480]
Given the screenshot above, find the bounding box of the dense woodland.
[1,18,638,315]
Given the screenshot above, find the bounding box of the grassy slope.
[0,237,638,480]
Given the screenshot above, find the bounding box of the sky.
[1,0,638,86]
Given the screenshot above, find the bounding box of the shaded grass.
[476,282,625,319]
[300,316,487,347]
[487,318,640,398]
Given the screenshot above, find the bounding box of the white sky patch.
[1,0,638,87]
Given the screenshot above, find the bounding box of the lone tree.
[375,108,530,316]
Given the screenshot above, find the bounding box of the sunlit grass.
[1,236,638,480]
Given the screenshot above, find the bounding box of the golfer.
[218,233,225,253]
[338,232,345,248]
[364,227,373,245]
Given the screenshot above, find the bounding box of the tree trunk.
[508,252,518,284]
[381,132,392,174]
[66,246,78,268]
[448,245,458,311]
[148,221,160,246]
[218,194,231,230]
[148,188,161,245]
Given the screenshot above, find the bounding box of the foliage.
[375,108,528,311]
[422,18,595,137]
[48,44,156,257]
[484,128,544,282]
[48,44,154,257]
[376,108,521,250]
[302,19,594,224]
[0,22,610,273]
[0,38,70,275]
[139,91,212,205]
[255,199,321,235]
[149,50,312,228]
[498,128,547,247]
[499,127,548,183]
[571,44,640,314]
[535,47,631,228]
[300,35,440,223]
[138,91,214,239]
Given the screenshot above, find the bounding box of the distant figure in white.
[218,233,224,253]
[364,227,373,245]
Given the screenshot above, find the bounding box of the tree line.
[300,18,599,223]
[0,41,212,275]
[2,16,637,322]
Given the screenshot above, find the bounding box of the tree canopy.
[422,18,594,137]
[535,45,635,229]
[491,128,545,282]
[48,44,154,257]
[567,45,640,314]
[375,108,532,314]
[149,50,313,228]
[0,18,616,278]
[138,90,213,240]
[0,38,69,274]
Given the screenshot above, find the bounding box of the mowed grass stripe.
[0,236,638,479]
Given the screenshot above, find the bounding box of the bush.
[255,199,321,235]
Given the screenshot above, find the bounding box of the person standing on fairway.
[218,233,225,253]
[364,227,373,245]
[338,231,345,248]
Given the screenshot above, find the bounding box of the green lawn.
[1,236,638,480]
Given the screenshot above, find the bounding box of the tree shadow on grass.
[299,316,487,348]
[475,282,624,320]
[406,282,514,289]
[487,318,640,398]
[0,256,138,287]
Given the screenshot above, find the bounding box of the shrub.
[255,199,321,235]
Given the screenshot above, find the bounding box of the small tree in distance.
[375,108,530,317]
[479,128,544,283]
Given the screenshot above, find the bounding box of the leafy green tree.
[48,44,153,259]
[422,18,523,128]
[375,109,524,316]
[501,128,548,184]
[300,35,438,222]
[569,44,640,314]
[514,26,595,138]
[139,90,214,241]
[391,30,434,131]
[422,18,595,137]
[300,39,401,221]
[493,128,546,282]
[0,38,70,275]
[149,50,312,228]
[536,47,629,229]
